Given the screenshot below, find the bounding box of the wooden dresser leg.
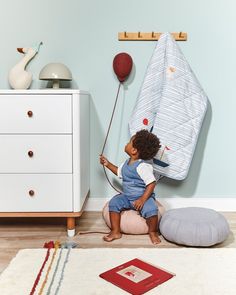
[67,217,75,237]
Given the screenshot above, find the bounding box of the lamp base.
[52,80,60,89]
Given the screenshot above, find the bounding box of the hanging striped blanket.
[129,32,208,180]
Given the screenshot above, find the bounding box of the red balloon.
[113,53,133,82]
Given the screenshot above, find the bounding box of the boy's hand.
[133,197,145,211]
[100,155,118,175]
[100,155,109,167]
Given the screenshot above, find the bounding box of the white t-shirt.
[117,160,156,186]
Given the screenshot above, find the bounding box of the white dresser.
[0,89,90,236]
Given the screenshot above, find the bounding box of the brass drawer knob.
[28,150,34,157]
[29,190,35,197]
[27,110,33,117]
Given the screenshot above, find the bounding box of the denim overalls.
[109,159,158,219]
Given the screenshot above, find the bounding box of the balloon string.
[101,82,122,194]
[103,165,121,193]
[101,82,121,155]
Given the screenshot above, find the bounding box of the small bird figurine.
[8,42,42,89]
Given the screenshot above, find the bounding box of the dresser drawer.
[0,135,72,173]
[0,174,72,212]
[0,95,71,133]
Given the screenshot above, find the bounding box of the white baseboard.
[85,197,236,212]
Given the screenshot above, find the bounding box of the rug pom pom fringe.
[62,242,77,249]
[43,241,77,249]
[43,241,55,249]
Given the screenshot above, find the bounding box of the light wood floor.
[0,212,235,273]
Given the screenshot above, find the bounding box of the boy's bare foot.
[149,232,161,245]
[103,231,122,242]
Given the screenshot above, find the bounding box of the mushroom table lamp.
[39,63,72,88]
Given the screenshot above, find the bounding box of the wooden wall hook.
[118,32,187,41]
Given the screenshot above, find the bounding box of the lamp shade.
[39,63,72,88]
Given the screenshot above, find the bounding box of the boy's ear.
[131,147,138,155]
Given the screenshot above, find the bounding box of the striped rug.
[0,247,235,295]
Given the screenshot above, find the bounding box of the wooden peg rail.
[118,32,187,41]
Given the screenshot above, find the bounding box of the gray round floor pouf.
[159,207,230,247]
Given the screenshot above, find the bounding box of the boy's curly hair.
[132,130,161,160]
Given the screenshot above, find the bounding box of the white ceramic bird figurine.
[8,42,42,89]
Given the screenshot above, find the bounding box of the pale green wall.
[0,0,235,199]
